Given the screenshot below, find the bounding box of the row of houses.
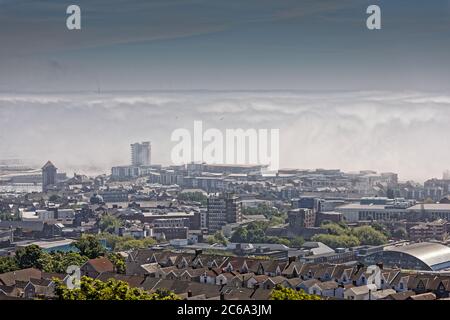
[3,249,450,300]
[0,257,116,300]
[123,249,450,300]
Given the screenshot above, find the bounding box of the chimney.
[195,249,202,258]
[220,292,225,301]
[288,256,296,264]
[187,290,192,298]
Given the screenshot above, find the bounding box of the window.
[417,281,425,291]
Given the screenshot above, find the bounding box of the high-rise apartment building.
[207,194,242,233]
[130,141,151,166]
[444,170,450,180]
[42,161,57,192]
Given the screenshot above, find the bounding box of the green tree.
[245,221,269,242]
[0,212,16,221]
[266,237,291,246]
[230,221,272,243]
[53,276,180,300]
[207,235,215,245]
[0,256,19,273]
[149,288,181,300]
[99,214,122,233]
[40,252,88,273]
[207,231,228,246]
[269,215,285,226]
[289,236,305,248]
[214,231,228,246]
[242,204,280,219]
[74,235,106,259]
[230,227,249,243]
[49,194,60,202]
[371,222,391,238]
[98,233,122,251]
[320,221,348,236]
[107,253,126,274]
[270,286,321,300]
[315,222,387,247]
[15,245,44,269]
[392,227,408,239]
[114,237,157,251]
[352,225,388,246]
[178,192,207,205]
[311,234,360,249]
[98,233,157,252]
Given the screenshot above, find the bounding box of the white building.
[344,284,378,300]
[130,141,151,167]
[21,210,54,221]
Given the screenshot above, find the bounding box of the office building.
[207,194,242,233]
[111,165,141,179]
[409,219,448,241]
[42,161,57,192]
[288,208,316,229]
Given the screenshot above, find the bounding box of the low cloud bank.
[0,90,448,182]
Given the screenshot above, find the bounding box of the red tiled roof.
[85,257,114,273]
[0,268,42,286]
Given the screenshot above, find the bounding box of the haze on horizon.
[1,90,449,183]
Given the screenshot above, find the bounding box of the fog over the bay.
[0,90,449,182]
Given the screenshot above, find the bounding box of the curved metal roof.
[386,242,450,270]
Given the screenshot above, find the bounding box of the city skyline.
[1,1,450,182]
[1,90,450,182]
[3,0,450,307]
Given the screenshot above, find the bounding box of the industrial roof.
[407,204,450,211]
[385,242,450,270]
[336,203,389,210]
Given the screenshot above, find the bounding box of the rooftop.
[22,239,75,249]
[385,242,450,270]
[407,204,450,211]
[41,161,57,170]
[336,203,390,210]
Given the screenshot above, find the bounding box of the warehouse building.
[363,242,450,271]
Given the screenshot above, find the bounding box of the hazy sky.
[1,1,450,181]
[1,0,450,91]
